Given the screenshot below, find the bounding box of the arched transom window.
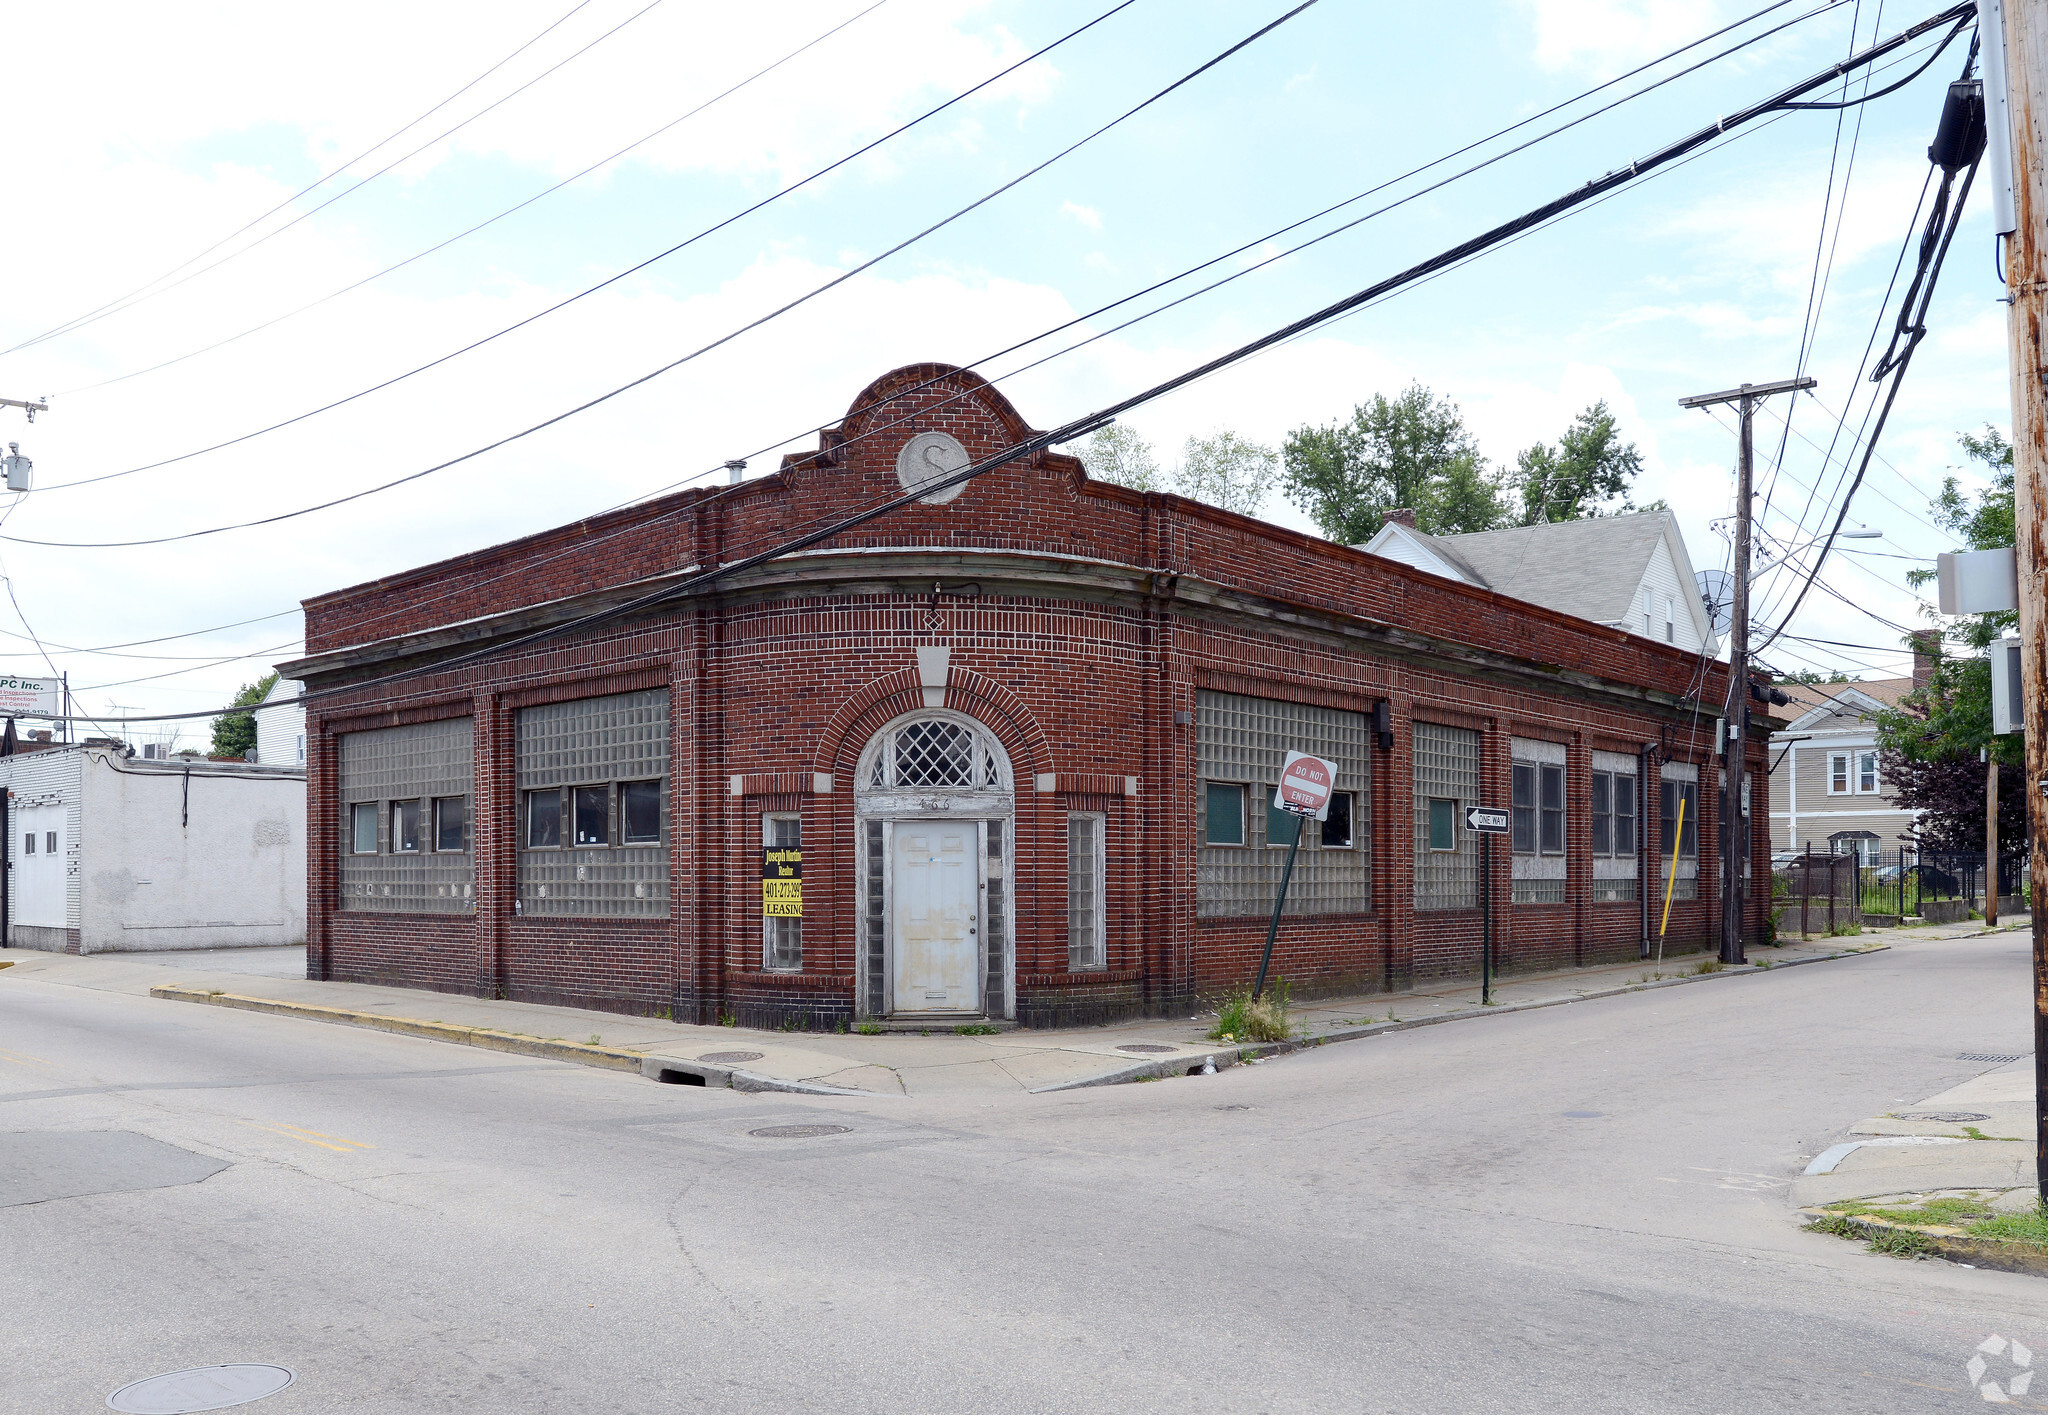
[866,716,1006,790]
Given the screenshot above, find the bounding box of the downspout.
[1639,743,1655,959]
[181,764,190,829]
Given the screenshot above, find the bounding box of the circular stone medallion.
[1899,1110,1991,1123]
[750,1124,852,1139]
[108,1364,296,1414]
[698,1050,764,1064]
[895,431,971,505]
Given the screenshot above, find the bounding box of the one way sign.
[1464,806,1510,835]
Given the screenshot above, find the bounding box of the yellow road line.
[237,1121,374,1153]
[0,1046,50,1067]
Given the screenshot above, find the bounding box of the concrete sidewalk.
[0,920,1997,1098]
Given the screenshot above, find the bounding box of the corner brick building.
[286,363,1767,1029]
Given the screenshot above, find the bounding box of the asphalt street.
[5,933,2045,1413]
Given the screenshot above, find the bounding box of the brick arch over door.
[813,661,1057,986]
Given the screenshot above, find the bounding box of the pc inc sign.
[0,675,59,720]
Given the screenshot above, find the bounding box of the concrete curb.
[1801,1207,2048,1278]
[1267,943,1888,1054]
[147,943,1885,1098]
[151,985,650,1073]
[1028,1051,1236,1093]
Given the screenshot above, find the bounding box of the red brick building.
[287,363,1767,1029]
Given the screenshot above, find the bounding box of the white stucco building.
[1361,509,1721,656]
[0,744,306,953]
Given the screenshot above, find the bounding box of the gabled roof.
[1362,510,1716,651]
[1778,676,1913,733]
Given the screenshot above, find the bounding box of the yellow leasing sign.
[762,846,802,917]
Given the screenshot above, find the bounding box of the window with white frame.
[1828,749,1881,795]
[762,813,801,971]
[1068,812,1105,970]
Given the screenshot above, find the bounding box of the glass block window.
[1197,691,1370,919]
[1414,722,1479,910]
[1067,813,1105,970]
[861,819,886,1015]
[762,814,801,971]
[1659,761,1699,901]
[1539,765,1565,854]
[986,820,1007,1012]
[516,689,668,918]
[337,716,474,913]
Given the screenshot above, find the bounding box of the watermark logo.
[1968,1334,2033,1403]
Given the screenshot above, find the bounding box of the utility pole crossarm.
[0,397,46,423]
[1678,373,1816,967]
[1677,376,1817,410]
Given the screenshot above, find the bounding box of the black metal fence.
[1773,844,2029,933]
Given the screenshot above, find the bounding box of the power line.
[54,0,896,399]
[32,0,1143,496]
[7,0,670,356]
[6,0,1943,692]
[36,3,1975,727]
[0,0,1329,550]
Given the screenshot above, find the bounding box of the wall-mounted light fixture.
[1372,699,1394,751]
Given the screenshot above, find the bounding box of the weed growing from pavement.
[720,1011,737,1027]
[954,1023,999,1036]
[855,1022,883,1036]
[1815,1194,2048,1254]
[1690,958,1724,976]
[1210,981,1291,1044]
[1827,920,1863,937]
[1962,1126,2025,1142]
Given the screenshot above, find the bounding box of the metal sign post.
[1465,806,1510,1005]
[1252,751,1339,1001]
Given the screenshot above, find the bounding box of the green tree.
[1079,423,1163,492]
[1514,401,1646,525]
[1280,383,1505,543]
[1175,430,1277,517]
[210,672,278,759]
[1777,668,1854,685]
[1874,428,2022,853]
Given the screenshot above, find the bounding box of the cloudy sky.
[0,0,2010,740]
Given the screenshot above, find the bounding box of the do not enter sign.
[1273,749,1339,821]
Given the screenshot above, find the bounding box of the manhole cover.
[108,1364,295,1413]
[1215,1104,1253,1111]
[1899,1111,1991,1123]
[1959,1053,2028,1064]
[1117,1044,1177,1054]
[749,1124,851,1139]
[698,1051,764,1064]
[1563,1111,1605,1119]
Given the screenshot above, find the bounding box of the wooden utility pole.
[1679,376,1815,966]
[1988,750,2000,927]
[1992,0,2048,1204]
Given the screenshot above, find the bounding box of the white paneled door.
[890,821,979,1013]
[15,803,64,929]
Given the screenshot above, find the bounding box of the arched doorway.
[854,710,1015,1020]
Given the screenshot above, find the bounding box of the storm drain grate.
[108,1364,295,1413]
[1899,1111,1991,1123]
[750,1124,851,1139]
[1958,1053,2029,1064]
[698,1051,764,1064]
[1117,1044,1178,1054]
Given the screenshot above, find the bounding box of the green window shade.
[1205,782,1245,845]
[1428,797,1457,851]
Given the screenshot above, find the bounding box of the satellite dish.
[1697,569,1734,637]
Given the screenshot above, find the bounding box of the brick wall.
[295,363,1764,1029]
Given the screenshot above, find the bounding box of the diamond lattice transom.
[892,720,977,787]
